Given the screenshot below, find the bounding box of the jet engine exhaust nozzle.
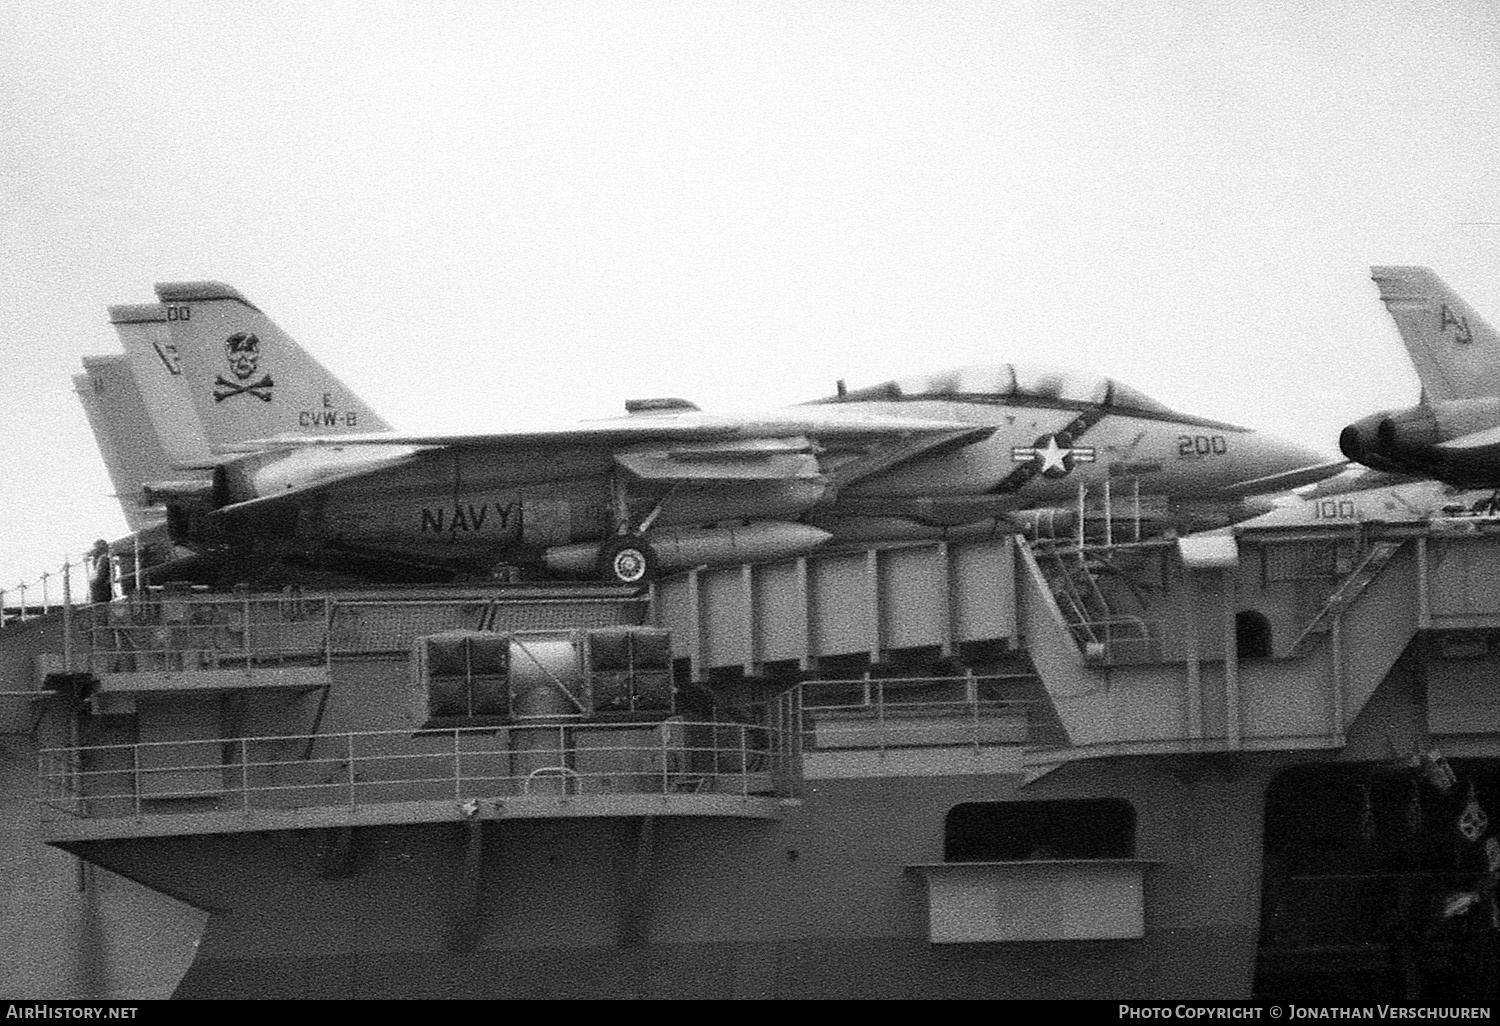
[1338,424,1368,463]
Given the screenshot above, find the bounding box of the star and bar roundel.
[1011,432,1096,478]
[990,403,1109,494]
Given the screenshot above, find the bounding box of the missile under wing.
[1341,267,1500,488]
[93,281,1342,583]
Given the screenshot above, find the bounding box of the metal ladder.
[1288,539,1405,656]
[1042,546,1113,648]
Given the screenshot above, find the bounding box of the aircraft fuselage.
[835,400,1276,500]
[198,397,1328,575]
[214,442,828,570]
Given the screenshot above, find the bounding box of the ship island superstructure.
[7,510,1500,1001]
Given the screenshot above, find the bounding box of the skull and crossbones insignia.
[213,332,274,402]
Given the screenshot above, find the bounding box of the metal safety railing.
[2,532,184,633]
[37,720,794,826]
[0,555,92,630]
[326,595,648,657]
[0,550,332,682]
[781,672,1039,755]
[21,589,650,676]
[79,590,331,674]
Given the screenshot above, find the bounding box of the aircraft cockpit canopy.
[817,363,1187,419]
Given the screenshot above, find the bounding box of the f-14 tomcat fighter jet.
[99,281,1342,583]
[1341,267,1500,490]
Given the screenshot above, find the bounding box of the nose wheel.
[598,535,657,584]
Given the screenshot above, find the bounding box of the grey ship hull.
[108,768,1262,1000]
[15,526,1500,1001]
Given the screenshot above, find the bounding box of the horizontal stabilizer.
[211,448,429,525]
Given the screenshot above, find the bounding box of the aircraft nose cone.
[1261,430,1326,469]
[1244,432,1344,493]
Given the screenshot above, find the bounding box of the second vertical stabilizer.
[74,355,211,533]
[109,303,213,467]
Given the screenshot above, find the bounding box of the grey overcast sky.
[3,0,1500,588]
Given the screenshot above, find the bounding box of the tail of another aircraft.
[74,355,210,533]
[109,302,214,467]
[1371,266,1500,402]
[153,281,391,452]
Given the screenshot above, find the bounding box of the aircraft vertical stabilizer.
[1371,266,1500,402]
[154,281,391,452]
[109,303,213,466]
[74,355,204,533]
